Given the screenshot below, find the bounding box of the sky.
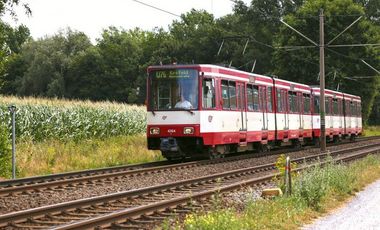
[3,0,251,43]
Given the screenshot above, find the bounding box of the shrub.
[293,159,357,210]
[293,164,328,210]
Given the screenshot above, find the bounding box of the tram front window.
[149,69,199,110]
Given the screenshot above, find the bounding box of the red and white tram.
[146,64,362,159]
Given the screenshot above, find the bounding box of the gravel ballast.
[303,179,380,230]
[0,140,379,214]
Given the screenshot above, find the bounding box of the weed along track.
[0,142,380,229]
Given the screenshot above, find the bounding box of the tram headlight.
[150,127,160,135]
[183,127,194,135]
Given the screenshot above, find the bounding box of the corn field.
[0,96,147,141]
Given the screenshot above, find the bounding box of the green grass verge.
[364,126,380,137]
[169,154,380,230]
[3,134,163,178]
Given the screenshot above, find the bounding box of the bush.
[293,165,328,210]
[293,159,357,210]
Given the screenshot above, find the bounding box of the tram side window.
[313,95,320,114]
[325,98,331,115]
[247,84,259,111]
[267,87,273,112]
[247,85,254,111]
[221,80,237,110]
[229,81,237,109]
[289,92,294,112]
[202,78,216,109]
[344,100,349,116]
[253,85,259,111]
[221,80,230,109]
[303,94,311,114]
[276,89,282,112]
[289,91,298,113]
[332,98,339,115]
[350,101,355,117]
[358,102,361,117]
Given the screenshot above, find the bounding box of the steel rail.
[0,160,171,187]
[1,135,375,189]
[56,145,380,230]
[0,152,265,196]
[0,136,377,197]
[1,142,379,229]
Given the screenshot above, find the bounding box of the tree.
[368,93,380,125]
[67,27,144,102]
[273,0,380,124]
[169,9,223,64]
[9,29,92,97]
[0,0,30,17]
[0,22,30,93]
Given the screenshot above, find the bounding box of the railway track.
[1,142,379,229]
[0,136,378,198]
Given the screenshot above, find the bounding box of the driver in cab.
[175,94,192,109]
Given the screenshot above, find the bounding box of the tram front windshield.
[149,69,199,111]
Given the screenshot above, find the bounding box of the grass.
[171,154,380,230]
[12,134,163,178]
[364,126,380,137]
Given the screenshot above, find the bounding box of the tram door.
[283,90,289,132]
[299,93,304,130]
[354,102,359,128]
[237,83,247,142]
[345,100,351,131]
[259,86,268,139]
[338,99,343,129]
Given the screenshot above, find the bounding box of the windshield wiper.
[184,109,194,115]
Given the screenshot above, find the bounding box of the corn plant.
[0,96,147,142]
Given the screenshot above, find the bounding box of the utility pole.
[319,9,327,152]
[280,9,371,153]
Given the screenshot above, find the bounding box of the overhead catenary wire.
[131,0,181,18]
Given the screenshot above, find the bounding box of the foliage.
[183,209,245,230]
[363,125,380,136]
[292,158,356,210]
[273,0,380,124]
[0,95,146,142]
[0,21,30,91]
[368,94,380,125]
[0,122,12,177]
[0,0,30,17]
[67,27,143,102]
[6,29,91,97]
[275,154,298,192]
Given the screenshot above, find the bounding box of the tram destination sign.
[153,69,196,79]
